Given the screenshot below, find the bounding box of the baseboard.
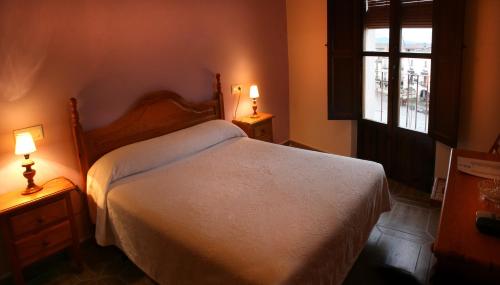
[282,140,324,153]
[277,139,289,145]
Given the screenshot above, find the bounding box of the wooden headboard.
[70,73,225,190]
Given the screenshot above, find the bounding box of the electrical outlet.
[14,125,44,141]
[231,84,243,95]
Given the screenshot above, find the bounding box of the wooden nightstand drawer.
[254,122,272,140]
[0,177,82,284]
[232,113,274,142]
[9,198,68,238]
[15,221,72,266]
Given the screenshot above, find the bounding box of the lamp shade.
[249,85,260,99]
[15,132,37,155]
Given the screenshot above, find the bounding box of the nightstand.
[232,113,274,143]
[0,177,82,285]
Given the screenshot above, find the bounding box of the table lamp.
[249,84,260,118]
[15,132,43,195]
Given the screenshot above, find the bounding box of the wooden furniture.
[0,177,82,285]
[433,149,500,283]
[232,113,274,143]
[490,134,500,155]
[68,73,391,285]
[70,73,225,193]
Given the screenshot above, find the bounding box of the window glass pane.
[364,28,389,52]
[401,28,432,53]
[363,56,389,124]
[398,58,431,133]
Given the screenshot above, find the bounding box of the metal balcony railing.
[373,71,430,133]
[400,73,430,133]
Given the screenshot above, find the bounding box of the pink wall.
[287,0,356,156]
[0,0,290,194]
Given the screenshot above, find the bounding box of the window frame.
[361,0,433,134]
[327,0,466,147]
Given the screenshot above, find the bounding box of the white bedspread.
[87,120,391,285]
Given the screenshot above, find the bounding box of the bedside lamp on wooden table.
[15,132,43,195]
[233,84,274,142]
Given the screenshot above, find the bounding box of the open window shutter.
[428,0,465,147]
[365,1,390,28]
[327,0,362,120]
[364,1,432,28]
[400,0,433,27]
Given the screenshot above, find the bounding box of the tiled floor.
[1,180,441,285]
[19,243,155,285]
[344,180,441,285]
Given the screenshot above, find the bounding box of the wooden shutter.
[428,0,465,147]
[327,0,362,120]
[365,0,390,28]
[401,0,433,27]
[364,0,432,28]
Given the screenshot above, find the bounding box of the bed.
[70,74,391,285]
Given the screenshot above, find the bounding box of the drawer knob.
[36,217,44,224]
[42,240,50,248]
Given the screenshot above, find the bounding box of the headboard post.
[69,98,89,190]
[216,73,225,120]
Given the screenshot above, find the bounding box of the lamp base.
[251,99,259,118]
[21,156,43,195]
[22,185,43,195]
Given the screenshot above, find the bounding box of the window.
[361,0,433,133]
[363,56,389,123]
[398,28,432,133]
[362,2,390,124]
[398,57,431,132]
[328,0,465,146]
[401,28,432,53]
[364,28,389,52]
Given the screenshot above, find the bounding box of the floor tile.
[344,180,441,285]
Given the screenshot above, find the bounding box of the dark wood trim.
[215,73,225,120]
[359,118,388,128]
[362,51,390,57]
[357,0,437,191]
[428,0,466,147]
[489,134,500,154]
[283,140,325,153]
[69,98,88,192]
[70,73,225,191]
[398,52,432,58]
[65,193,82,270]
[388,0,402,130]
[327,0,363,120]
[0,215,22,284]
